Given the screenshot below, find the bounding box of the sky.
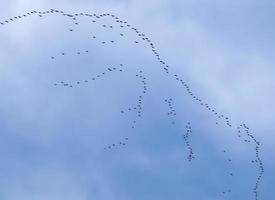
[0,1,274,200]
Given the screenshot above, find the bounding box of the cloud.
[0,1,274,199]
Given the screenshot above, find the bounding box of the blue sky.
[0,1,274,200]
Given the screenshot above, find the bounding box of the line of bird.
[221,149,234,196]
[237,124,264,200]
[53,63,124,88]
[104,137,129,150]
[183,122,195,162]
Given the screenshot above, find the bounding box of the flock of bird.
[120,70,148,130]
[0,8,265,200]
[164,98,195,161]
